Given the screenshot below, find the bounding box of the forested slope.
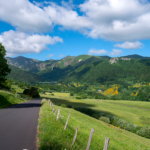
[7,65,43,83]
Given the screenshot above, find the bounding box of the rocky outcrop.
[109,57,119,64]
[121,58,131,60]
[110,57,131,64]
[39,63,46,70]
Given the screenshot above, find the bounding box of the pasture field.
[38,99,150,150]
[11,85,24,93]
[40,92,150,127]
[0,90,25,109]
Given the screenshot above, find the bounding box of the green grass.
[11,85,24,93]
[40,93,150,127]
[0,90,26,109]
[38,99,150,150]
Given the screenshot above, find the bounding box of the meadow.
[40,92,150,127]
[38,99,150,150]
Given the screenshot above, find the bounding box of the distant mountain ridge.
[6,54,149,73]
[6,54,150,84]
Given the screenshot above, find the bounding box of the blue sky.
[0,0,150,60]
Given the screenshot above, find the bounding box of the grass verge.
[0,90,26,109]
[37,99,150,150]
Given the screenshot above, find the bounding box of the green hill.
[6,55,150,84]
[0,90,25,109]
[38,99,150,150]
[7,65,43,83]
[39,57,150,84]
[122,54,150,59]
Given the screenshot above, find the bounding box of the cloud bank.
[0,0,150,41]
[114,41,143,49]
[88,49,107,55]
[0,30,63,56]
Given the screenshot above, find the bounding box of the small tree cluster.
[23,87,40,98]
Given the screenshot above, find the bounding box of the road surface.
[0,99,42,150]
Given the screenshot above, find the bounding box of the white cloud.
[48,54,54,57]
[114,41,143,49]
[59,54,65,58]
[0,0,52,32]
[110,49,122,56]
[44,2,93,32]
[0,0,150,41]
[88,49,107,55]
[61,0,75,9]
[79,0,150,41]
[0,30,63,56]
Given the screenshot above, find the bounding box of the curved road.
[0,99,42,150]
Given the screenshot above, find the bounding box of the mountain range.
[6,54,150,84]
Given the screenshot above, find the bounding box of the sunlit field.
[38,99,150,150]
[40,92,150,127]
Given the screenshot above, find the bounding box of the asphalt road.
[0,99,42,150]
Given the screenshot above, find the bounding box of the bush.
[110,116,119,125]
[61,104,67,108]
[23,89,30,95]
[70,93,74,96]
[11,88,16,94]
[136,127,150,138]
[116,119,127,128]
[125,123,138,133]
[92,113,100,119]
[99,116,110,124]
[67,105,72,108]
[76,96,82,99]
[23,87,40,98]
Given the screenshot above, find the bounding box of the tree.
[0,43,11,89]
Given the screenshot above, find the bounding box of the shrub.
[92,113,100,119]
[11,88,16,94]
[67,105,72,108]
[99,116,110,124]
[136,127,150,138]
[125,123,138,133]
[110,116,119,125]
[76,96,82,99]
[61,104,67,108]
[116,119,127,129]
[70,93,74,96]
[28,87,40,98]
[23,87,40,98]
[23,89,30,95]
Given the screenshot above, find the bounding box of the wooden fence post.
[72,127,79,145]
[64,111,71,130]
[86,129,94,150]
[54,109,58,114]
[57,109,60,120]
[51,108,55,113]
[103,137,110,150]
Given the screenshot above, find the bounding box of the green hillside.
[122,54,150,59]
[38,98,150,150]
[6,55,150,84]
[6,56,57,73]
[0,90,25,109]
[7,65,43,83]
[39,57,150,84]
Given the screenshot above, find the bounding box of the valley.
[1,54,150,150]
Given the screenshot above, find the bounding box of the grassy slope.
[40,93,150,127]
[0,90,25,109]
[38,100,150,150]
[7,64,42,83]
